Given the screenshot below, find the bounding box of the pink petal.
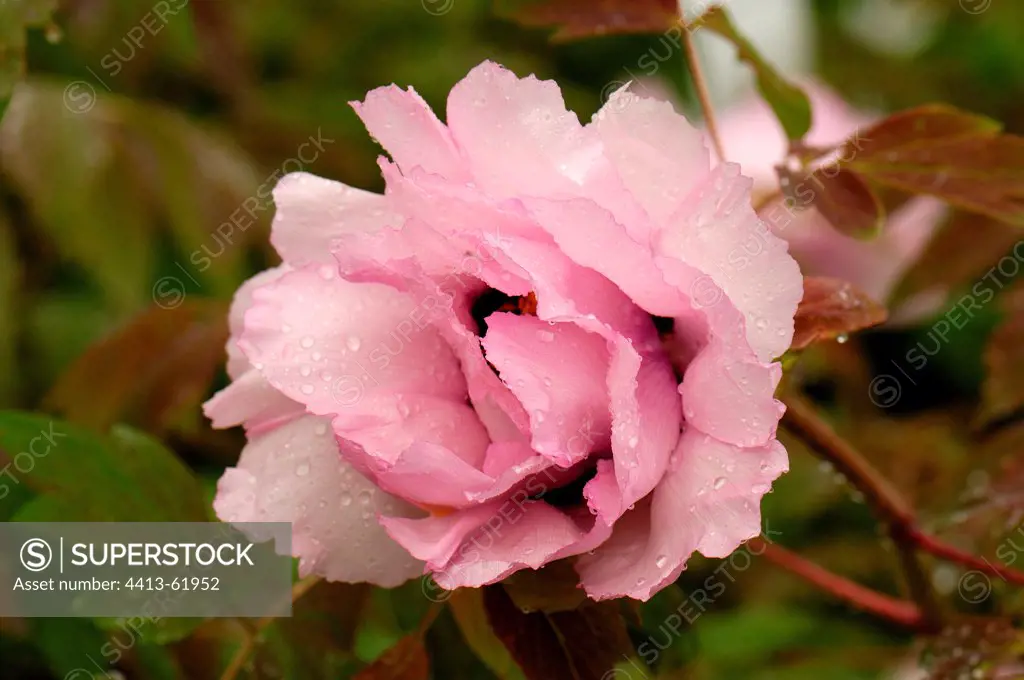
[680,342,784,448]
[214,415,424,587]
[270,172,400,266]
[203,368,303,433]
[332,229,533,443]
[591,87,711,225]
[521,196,693,318]
[335,395,491,471]
[577,428,788,600]
[351,85,469,181]
[385,500,587,588]
[238,264,468,418]
[658,163,804,362]
[446,61,598,200]
[482,313,612,466]
[226,266,290,379]
[585,342,682,523]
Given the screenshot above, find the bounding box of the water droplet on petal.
[713,476,726,490]
[301,336,315,349]
[346,336,362,352]
[836,333,849,344]
[655,554,668,568]
[301,384,314,395]
[340,492,352,506]
[295,463,310,477]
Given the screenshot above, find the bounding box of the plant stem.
[753,538,926,629]
[680,25,725,162]
[783,391,1024,608]
[909,529,1024,586]
[781,393,943,629]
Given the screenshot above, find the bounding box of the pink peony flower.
[205,61,803,600]
[717,83,945,306]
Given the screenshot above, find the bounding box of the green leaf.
[847,105,1024,226]
[0,411,208,521]
[24,617,111,678]
[254,581,370,678]
[449,589,525,679]
[0,80,261,311]
[0,81,154,312]
[696,7,812,140]
[696,606,820,668]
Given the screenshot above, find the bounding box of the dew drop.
[299,366,312,377]
[346,336,362,352]
[301,384,315,395]
[340,492,352,506]
[295,463,310,477]
[627,435,639,448]
[713,476,726,490]
[301,336,315,349]
[655,554,668,568]
[836,333,849,344]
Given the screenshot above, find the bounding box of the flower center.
[470,289,538,336]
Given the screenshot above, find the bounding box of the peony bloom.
[205,61,803,600]
[717,84,944,306]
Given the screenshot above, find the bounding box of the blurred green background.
[2,0,1024,678]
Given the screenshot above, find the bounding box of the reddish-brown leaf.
[979,288,1024,427]
[43,299,229,432]
[847,105,1024,226]
[892,210,1020,303]
[849,105,1000,156]
[497,0,678,41]
[355,635,429,680]
[791,277,888,350]
[483,585,636,680]
[780,166,885,238]
[502,560,587,613]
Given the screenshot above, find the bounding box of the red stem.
[909,529,1024,586]
[781,391,1024,618]
[753,538,926,629]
